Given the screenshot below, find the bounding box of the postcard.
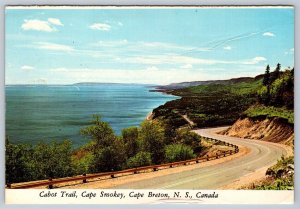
[5,6,294,204]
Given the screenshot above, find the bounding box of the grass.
[244,105,294,124]
[230,79,263,95]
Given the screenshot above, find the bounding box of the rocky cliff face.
[221,117,294,146]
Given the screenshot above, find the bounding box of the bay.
[5,84,178,147]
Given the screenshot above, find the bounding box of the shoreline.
[145,87,180,121]
[146,111,154,120]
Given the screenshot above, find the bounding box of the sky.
[5,7,294,85]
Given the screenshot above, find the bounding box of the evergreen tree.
[262,65,271,86]
[270,63,281,83]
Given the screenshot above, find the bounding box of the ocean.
[5,84,178,147]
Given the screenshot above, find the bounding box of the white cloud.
[21,65,34,71]
[89,23,111,31]
[21,18,63,32]
[263,32,275,37]
[34,42,74,52]
[48,18,63,26]
[118,22,123,26]
[223,46,232,50]
[21,19,56,32]
[180,64,193,69]
[290,48,294,53]
[241,56,266,65]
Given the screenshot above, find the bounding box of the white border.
[5,190,294,204]
[6,5,294,10]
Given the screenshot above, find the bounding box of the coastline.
[146,111,154,120]
[145,87,180,121]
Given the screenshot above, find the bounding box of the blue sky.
[5,7,294,85]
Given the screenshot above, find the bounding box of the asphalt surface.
[107,127,288,189]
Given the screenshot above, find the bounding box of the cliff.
[221,117,294,146]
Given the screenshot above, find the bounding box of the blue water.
[5,84,178,147]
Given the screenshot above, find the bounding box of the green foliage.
[175,128,202,153]
[121,127,139,158]
[262,65,271,86]
[153,65,293,131]
[126,151,152,168]
[245,105,294,124]
[165,144,195,163]
[253,156,294,190]
[153,78,261,129]
[6,139,74,184]
[139,120,166,164]
[269,63,281,84]
[229,79,263,95]
[257,85,270,104]
[80,115,126,172]
[31,140,74,179]
[89,142,125,172]
[80,115,115,149]
[258,67,294,108]
[6,141,32,183]
[72,153,94,174]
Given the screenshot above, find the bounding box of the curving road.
[107,127,290,189]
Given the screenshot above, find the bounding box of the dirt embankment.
[220,117,294,146]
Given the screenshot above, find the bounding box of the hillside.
[156,71,284,91]
[152,67,294,132]
[156,77,255,90]
[152,77,262,129]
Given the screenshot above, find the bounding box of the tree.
[81,115,115,150]
[30,140,74,179]
[257,86,267,104]
[121,127,139,158]
[126,151,152,168]
[88,143,125,172]
[80,115,126,172]
[269,69,294,107]
[165,144,195,163]
[5,138,32,183]
[270,63,281,83]
[6,139,75,183]
[139,120,166,164]
[263,65,271,86]
[175,128,202,153]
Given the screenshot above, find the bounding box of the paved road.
[108,127,289,189]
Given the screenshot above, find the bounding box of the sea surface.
[5,84,178,147]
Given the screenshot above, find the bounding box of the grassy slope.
[244,105,294,124]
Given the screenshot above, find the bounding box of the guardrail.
[7,137,239,189]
